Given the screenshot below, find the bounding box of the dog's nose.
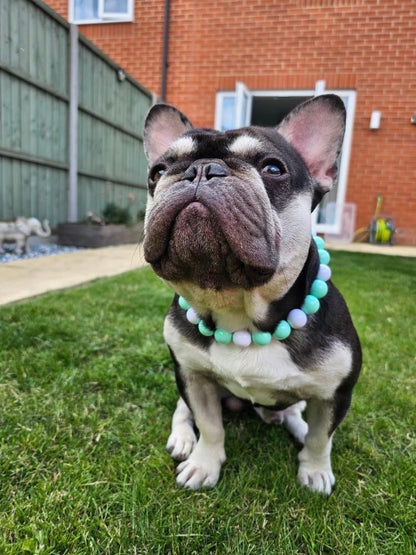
[183,162,228,182]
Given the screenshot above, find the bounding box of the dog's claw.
[166,427,197,461]
[176,459,220,490]
[298,464,335,496]
[175,444,226,490]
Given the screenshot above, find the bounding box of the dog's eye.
[262,162,285,176]
[150,165,167,184]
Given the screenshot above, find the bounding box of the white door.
[215,84,356,235]
[215,81,252,130]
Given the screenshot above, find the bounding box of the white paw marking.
[285,415,308,445]
[298,444,335,495]
[166,425,197,461]
[175,445,226,490]
[298,464,335,496]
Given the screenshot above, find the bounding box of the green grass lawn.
[0,252,415,554]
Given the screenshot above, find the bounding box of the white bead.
[287,308,307,329]
[317,263,331,282]
[186,307,200,325]
[232,330,252,347]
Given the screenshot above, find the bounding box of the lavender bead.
[186,307,200,325]
[232,330,252,347]
[317,263,332,282]
[287,308,307,329]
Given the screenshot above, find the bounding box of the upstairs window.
[70,0,134,24]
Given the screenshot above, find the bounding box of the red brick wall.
[47,0,416,245]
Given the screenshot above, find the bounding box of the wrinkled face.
[144,128,313,289]
[143,96,345,293]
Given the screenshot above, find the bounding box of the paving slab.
[326,241,416,257]
[0,244,146,306]
[0,241,414,307]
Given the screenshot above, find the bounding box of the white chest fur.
[164,317,352,405]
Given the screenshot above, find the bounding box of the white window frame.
[235,81,252,128]
[69,0,134,25]
[215,86,357,235]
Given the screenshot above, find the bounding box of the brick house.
[46,0,416,244]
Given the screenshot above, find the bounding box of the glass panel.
[220,97,236,131]
[103,0,128,13]
[317,187,337,225]
[74,0,98,20]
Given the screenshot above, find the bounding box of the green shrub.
[101,202,132,225]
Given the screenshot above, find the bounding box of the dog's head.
[143,95,345,296]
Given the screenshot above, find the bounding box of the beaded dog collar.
[178,236,331,347]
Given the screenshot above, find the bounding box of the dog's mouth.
[144,178,279,289]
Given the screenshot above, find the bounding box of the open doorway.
[215,84,356,234]
[251,95,312,126]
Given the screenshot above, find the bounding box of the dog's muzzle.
[144,160,279,289]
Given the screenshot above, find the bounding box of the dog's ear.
[277,94,346,195]
[144,104,193,165]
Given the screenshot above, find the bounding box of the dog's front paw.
[175,444,226,490]
[297,461,335,495]
[166,425,197,461]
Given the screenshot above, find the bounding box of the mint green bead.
[214,328,233,344]
[311,279,328,299]
[318,248,331,265]
[302,294,320,315]
[178,296,190,310]
[198,320,214,336]
[252,331,272,346]
[313,236,325,249]
[273,320,291,340]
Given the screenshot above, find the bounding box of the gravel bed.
[0,244,84,264]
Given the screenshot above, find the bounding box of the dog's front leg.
[166,397,197,461]
[297,399,336,495]
[175,373,226,490]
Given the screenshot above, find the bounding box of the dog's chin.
[145,201,277,290]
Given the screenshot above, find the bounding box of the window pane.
[74,0,98,20]
[103,0,128,13]
[317,197,337,225]
[220,97,236,131]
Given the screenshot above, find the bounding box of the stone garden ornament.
[0,217,51,255]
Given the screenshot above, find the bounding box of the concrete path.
[0,244,146,306]
[0,241,414,307]
[325,241,416,257]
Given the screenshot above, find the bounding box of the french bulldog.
[142,94,361,495]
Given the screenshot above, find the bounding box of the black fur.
[148,126,313,213]
[168,295,214,350]
[144,96,360,493]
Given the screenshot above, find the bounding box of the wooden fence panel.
[0,157,67,225]
[0,0,153,228]
[77,176,148,224]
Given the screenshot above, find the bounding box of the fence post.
[68,23,79,222]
